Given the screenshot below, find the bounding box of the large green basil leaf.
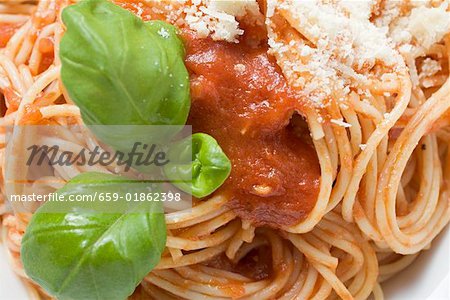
[21,172,166,300]
[60,0,190,126]
[164,133,231,198]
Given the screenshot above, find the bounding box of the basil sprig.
[164,133,231,198]
[21,173,166,300]
[60,0,190,126]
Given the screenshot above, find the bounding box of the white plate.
[0,244,29,300]
[382,226,450,300]
[0,227,449,300]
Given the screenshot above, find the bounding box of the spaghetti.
[1,0,450,299]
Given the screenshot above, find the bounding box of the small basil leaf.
[164,133,231,198]
[21,172,166,300]
[60,0,190,127]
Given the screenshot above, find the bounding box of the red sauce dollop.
[184,32,321,228]
[0,23,21,48]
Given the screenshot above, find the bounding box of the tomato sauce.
[206,246,273,281]
[115,0,167,22]
[38,37,55,75]
[0,23,21,47]
[3,88,21,113]
[184,32,321,228]
[114,1,321,228]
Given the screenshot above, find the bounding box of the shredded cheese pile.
[150,0,261,42]
[375,1,450,57]
[266,0,404,106]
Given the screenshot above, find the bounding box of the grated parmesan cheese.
[208,0,260,19]
[420,58,441,78]
[157,27,170,38]
[234,63,246,74]
[144,0,261,42]
[419,57,442,87]
[266,0,404,106]
[379,2,450,57]
[165,0,262,42]
[405,4,450,52]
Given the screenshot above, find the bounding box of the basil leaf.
[164,133,231,198]
[60,0,190,127]
[21,172,166,300]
